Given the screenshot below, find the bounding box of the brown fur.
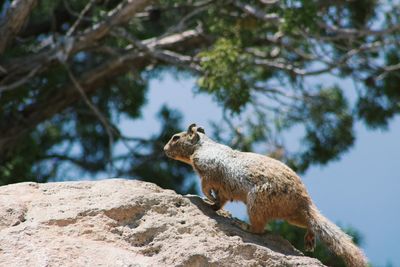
[164,124,368,267]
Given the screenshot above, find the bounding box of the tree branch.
[72,0,154,52]
[43,154,105,172]
[317,21,400,40]
[113,28,201,72]
[0,65,40,94]
[232,0,282,23]
[64,63,116,174]
[0,0,38,54]
[0,28,206,157]
[1,0,153,84]
[66,0,96,37]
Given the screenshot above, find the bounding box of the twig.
[377,62,400,80]
[0,65,7,74]
[259,0,279,5]
[253,58,310,75]
[0,66,40,94]
[63,0,95,22]
[317,21,400,40]
[232,0,282,23]
[67,0,96,36]
[112,27,201,72]
[253,85,303,101]
[162,2,211,36]
[64,63,116,176]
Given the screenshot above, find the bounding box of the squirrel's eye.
[172,135,180,141]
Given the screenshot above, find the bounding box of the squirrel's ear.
[187,123,197,134]
[190,132,200,144]
[197,127,205,134]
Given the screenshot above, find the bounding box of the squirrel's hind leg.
[247,202,269,234]
[288,216,316,252]
[304,229,316,252]
[249,217,268,234]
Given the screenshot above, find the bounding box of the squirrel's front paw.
[202,197,215,205]
[202,197,221,210]
[210,202,222,211]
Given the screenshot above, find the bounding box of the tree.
[1,0,399,264]
[1,0,399,182]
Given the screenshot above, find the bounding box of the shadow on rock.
[185,194,302,257]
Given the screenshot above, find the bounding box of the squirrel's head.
[164,123,205,165]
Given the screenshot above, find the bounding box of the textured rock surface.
[0,179,325,267]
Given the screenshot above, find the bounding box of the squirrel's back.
[192,142,304,185]
[164,124,368,266]
[192,142,311,209]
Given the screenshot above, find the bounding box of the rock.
[0,179,325,267]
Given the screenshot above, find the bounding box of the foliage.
[1,0,399,180]
[198,38,252,113]
[270,221,363,267]
[1,1,400,263]
[292,86,355,172]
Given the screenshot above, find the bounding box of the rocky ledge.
[0,179,324,266]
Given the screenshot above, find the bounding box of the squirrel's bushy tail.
[308,205,368,267]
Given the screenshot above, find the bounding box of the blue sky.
[119,73,399,267]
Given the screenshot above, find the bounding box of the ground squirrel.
[164,123,368,267]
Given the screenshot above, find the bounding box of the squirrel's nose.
[163,144,169,152]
